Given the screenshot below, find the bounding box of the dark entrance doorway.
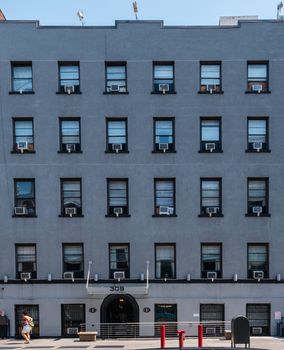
[100,294,139,338]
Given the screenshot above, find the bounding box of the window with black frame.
[109,244,130,278]
[105,62,127,93]
[153,118,175,152]
[63,244,84,278]
[200,304,225,337]
[200,118,222,152]
[58,62,80,93]
[201,244,222,278]
[246,304,270,336]
[107,179,129,216]
[11,62,33,93]
[16,244,37,279]
[247,178,269,216]
[200,62,222,93]
[59,118,81,152]
[62,304,85,337]
[106,119,128,152]
[14,179,36,216]
[154,304,177,337]
[61,179,82,217]
[153,62,175,94]
[13,118,34,153]
[155,244,176,279]
[247,244,269,279]
[247,118,269,152]
[247,62,269,93]
[154,179,176,216]
[200,178,222,216]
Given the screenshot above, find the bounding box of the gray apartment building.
[0,15,284,338]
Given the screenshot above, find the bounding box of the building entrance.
[100,294,139,337]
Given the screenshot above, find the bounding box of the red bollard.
[198,323,203,347]
[177,330,185,349]
[160,324,166,349]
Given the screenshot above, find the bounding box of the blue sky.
[0,0,281,26]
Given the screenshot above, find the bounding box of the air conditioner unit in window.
[206,207,218,217]
[252,206,262,216]
[66,327,79,335]
[253,142,263,152]
[158,143,169,152]
[63,272,74,281]
[253,270,264,281]
[110,84,120,92]
[205,143,216,152]
[17,141,28,153]
[207,271,217,280]
[14,207,27,215]
[65,207,77,217]
[159,206,171,215]
[252,84,263,93]
[20,272,31,281]
[252,327,262,335]
[112,143,123,152]
[205,327,216,335]
[66,143,76,152]
[114,271,125,280]
[159,83,169,94]
[113,207,123,216]
[206,84,217,94]
[64,85,75,95]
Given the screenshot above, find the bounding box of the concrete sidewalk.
[1,336,284,350]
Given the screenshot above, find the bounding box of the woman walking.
[21,311,32,344]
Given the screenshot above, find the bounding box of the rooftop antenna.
[133,1,138,20]
[277,1,284,19]
[77,10,85,26]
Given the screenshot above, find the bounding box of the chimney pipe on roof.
[0,9,6,21]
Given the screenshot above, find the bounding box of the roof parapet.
[219,16,258,26]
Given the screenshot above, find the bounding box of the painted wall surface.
[0,19,284,336]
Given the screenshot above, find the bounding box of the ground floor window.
[15,305,39,338]
[200,304,224,337]
[61,304,85,337]
[246,304,270,336]
[154,304,177,337]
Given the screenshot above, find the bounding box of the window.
[200,178,222,216]
[200,304,224,337]
[15,305,39,337]
[11,62,33,93]
[59,118,81,152]
[16,244,36,279]
[106,118,128,152]
[107,179,129,216]
[153,118,175,152]
[246,304,270,336]
[155,304,177,336]
[201,243,222,278]
[247,244,269,279]
[63,244,84,278]
[13,118,34,153]
[62,304,85,337]
[200,62,222,93]
[58,62,80,93]
[61,179,82,216]
[200,117,222,152]
[247,62,269,93]
[14,179,36,216]
[247,178,269,216]
[153,62,175,93]
[105,62,127,93]
[247,118,269,152]
[155,244,176,279]
[109,244,130,278]
[154,179,176,216]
